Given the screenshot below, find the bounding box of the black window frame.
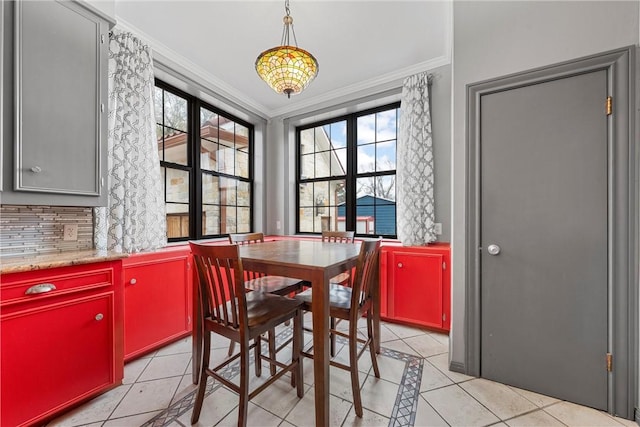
[155,79,255,242]
[295,102,400,238]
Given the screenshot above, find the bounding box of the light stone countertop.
[0,250,128,274]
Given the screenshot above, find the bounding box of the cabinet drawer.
[1,266,114,308]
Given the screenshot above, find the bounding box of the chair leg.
[238,337,250,427]
[330,317,336,357]
[191,332,211,424]
[228,341,236,357]
[293,309,304,397]
[349,319,363,418]
[268,329,277,376]
[367,314,380,378]
[255,336,262,377]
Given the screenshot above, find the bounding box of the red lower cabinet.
[0,261,124,427]
[380,243,450,332]
[123,248,192,361]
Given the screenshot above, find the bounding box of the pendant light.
[255,0,319,98]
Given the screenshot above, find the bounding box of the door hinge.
[442,313,446,321]
[606,96,613,116]
[442,262,446,270]
[606,353,613,372]
[101,34,106,44]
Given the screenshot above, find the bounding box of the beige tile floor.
[47,319,637,427]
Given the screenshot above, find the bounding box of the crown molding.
[114,17,272,118]
[270,54,452,119]
[114,17,451,121]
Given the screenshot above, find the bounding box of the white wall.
[451,0,639,379]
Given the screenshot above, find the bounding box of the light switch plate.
[63,224,78,241]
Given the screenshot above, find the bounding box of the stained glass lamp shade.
[255,3,318,98]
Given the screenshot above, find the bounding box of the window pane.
[313,181,330,217]
[326,179,345,232]
[166,168,189,203]
[221,206,237,234]
[357,113,375,145]
[299,182,313,207]
[357,144,375,173]
[236,123,249,139]
[202,174,219,204]
[376,109,397,141]
[218,141,235,175]
[356,177,375,199]
[331,148,347,177]
[200,108,218,137]
[236,149,249,178]
[220,178,236,205]
[314,127,327,152]
[237,207,250,233]
[164,91,188,132]
[237,181,251,206]
[299,207,314,233]
[164,128,188,165]
[166,203,189,238]
[375,204,396,235]
[315,152,330,178]
[200,139,218,171]
[300,153,314,179]
[330,121,347,148]
[356,204,375,235]
[376,140,396,171]
[202,205,220,236]
[300,128,314,154]
[376,175,396,201]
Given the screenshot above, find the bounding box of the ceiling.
[115,1,452,119]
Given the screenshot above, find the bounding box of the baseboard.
[449,360,467,375]
[634,407,639,424]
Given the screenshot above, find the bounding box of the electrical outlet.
[434,223,442,235]
[63,224,78,241]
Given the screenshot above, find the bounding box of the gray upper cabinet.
[1,0,112,206]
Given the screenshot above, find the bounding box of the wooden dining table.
[191,239,379,426]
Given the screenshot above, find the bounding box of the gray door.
[480,70,608,410]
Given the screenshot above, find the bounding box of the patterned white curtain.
[397,72,435,246]
[94,29,166,253]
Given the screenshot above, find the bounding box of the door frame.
[464,47,637,419]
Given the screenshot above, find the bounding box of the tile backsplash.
[0,206,94,257]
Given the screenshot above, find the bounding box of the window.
[155,80,254,241]
[296,103,399,238]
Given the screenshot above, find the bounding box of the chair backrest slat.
[228,232,265,245]
[190,242,247,330]
[229,233,267,280]
[350,239,381,311]
[322,230,355,244]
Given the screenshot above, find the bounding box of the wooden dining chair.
[295,238,381,417]
[227,232,306,373]
[189,242,304,427]
[322,230,356,286]
[320,230,357,355]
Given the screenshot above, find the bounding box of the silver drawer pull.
[95,313,104,321]
[30,166,42,173]
[25,283,57,295]
[397,263,403,268]
[129,278,137,285]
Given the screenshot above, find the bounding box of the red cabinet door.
[1,293,115,427]
[389,250,444,329]
[124,251,191,360]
